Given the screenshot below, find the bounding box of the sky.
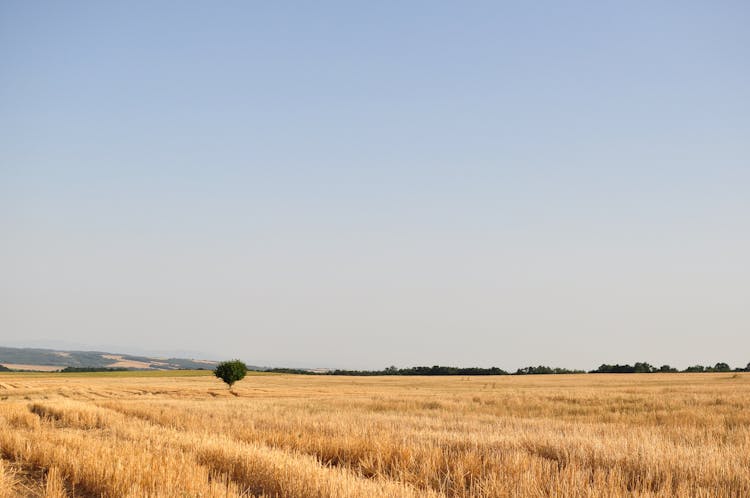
[1,1,748,370]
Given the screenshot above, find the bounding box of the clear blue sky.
[1,1,748,369]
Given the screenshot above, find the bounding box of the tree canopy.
[214,360,248,388]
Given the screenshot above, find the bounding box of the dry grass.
[0,372,748,497]
[0,460,20,498]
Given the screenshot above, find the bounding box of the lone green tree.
[214,360,248,390]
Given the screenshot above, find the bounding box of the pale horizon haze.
[1,2,748,370]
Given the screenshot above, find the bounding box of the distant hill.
[0,346,221,371]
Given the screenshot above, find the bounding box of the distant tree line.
[309,362,750,377]
[2,361,749,376]
[514,366,586,375]
[263,367,318,375]
[591,362,748,373]
[327,365,509,376]
[324,365,585,376]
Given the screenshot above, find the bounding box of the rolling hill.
[0,346,219,371]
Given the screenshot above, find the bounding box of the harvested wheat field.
[0,371,748,497]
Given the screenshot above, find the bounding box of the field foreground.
[0,372,748,497]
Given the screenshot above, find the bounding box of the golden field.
[0,371,748,497]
